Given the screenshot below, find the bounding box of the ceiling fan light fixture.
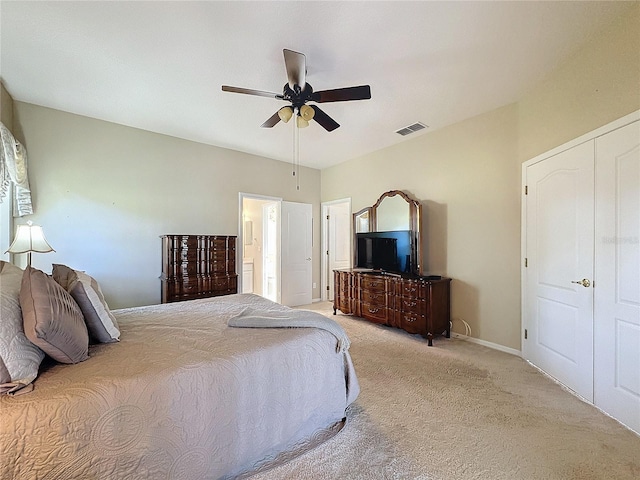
[222,49,371,134]
[299,104,315,121]
[278,106,293,123]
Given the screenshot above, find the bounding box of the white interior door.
[524,141,595,401]
[281,201,312,307]
[594,120,640,432]
[322,200,351,301]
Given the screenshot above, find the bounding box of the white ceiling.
[0,1,633,169]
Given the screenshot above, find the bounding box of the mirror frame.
[353,207,372,234]
[353,190,422,275]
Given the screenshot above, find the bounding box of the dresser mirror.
[376,194,411,231]
[353,190,422,275]
[353,207,371,233]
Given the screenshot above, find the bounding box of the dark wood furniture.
[338,190,451,345]
[334,269,451,346]
[161,234,237,303]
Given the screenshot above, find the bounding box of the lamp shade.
[299,104,315,121]
[278,106,293,123]
[6,222,55,254]
[296,116,309,128]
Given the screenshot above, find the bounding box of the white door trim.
[238,192,282,295]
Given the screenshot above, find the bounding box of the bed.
[0,263,359,480]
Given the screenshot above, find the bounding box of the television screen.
[356,230,412,273]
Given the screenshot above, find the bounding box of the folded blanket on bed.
[228,308,351,353]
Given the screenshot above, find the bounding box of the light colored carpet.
[251,302,640,480]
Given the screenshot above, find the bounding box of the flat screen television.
[356,230,412,273]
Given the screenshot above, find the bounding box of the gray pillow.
[52,264,120,344]
[20,266,89,364]
[0,261,45,395]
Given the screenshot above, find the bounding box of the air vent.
[395,122,428,136]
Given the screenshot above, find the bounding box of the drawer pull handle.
[404,315,416,322]
[368,307,380,314]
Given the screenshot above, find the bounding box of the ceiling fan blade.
[283,49,306,91]
[222,85,284,99]
[310,105,340,132]
[260,111,281,128]
[312,85,371,103]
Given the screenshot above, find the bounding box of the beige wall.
[12,102,322,308]
[322,4,640,350]
[323,105,522,348]
[517,3,640,163]
[1,82,14,130]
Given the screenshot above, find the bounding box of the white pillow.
[0,261,45,395]
[52,264,120,343]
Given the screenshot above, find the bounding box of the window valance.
[0,122,33,217]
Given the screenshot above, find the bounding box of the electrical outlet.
[312,282,317,289]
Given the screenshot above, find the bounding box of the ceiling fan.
[222,49,371,132]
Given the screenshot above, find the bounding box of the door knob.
[571,278,591,288]
[306,257,311,261]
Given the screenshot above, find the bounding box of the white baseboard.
[452,332,521,357]
[312,297,322,303]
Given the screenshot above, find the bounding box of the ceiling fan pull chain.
[294,109,300,190]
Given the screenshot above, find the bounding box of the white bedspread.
[228,307,351,352]
[0,294,359,480]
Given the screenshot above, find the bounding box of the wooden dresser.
[334,269,451,346]
[161,235,238,303]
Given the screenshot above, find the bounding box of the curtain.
[0,122,33,217]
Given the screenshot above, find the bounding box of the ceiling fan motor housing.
[283,82,314,109]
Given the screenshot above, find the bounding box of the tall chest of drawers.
[334,270,451,346]
[161,235,238,303]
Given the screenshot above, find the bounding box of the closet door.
[594,120,640,433]
[523,141,595,401]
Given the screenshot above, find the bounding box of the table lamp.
[5,221,55,266]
